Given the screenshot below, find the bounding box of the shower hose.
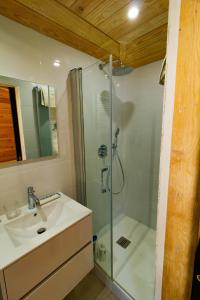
[106,146,125,195]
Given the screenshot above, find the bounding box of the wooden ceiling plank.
[126,38,167,61]
[126,24,167,53]
[56,0,104,18]
[15,0,120,57]
[124,24,167,67]
[98,0,168,35]
[116,10,168,43]
[126,38,166,58]
[85,0,131,26]
[127,49,166,68]
[126,43,166,64]
[57,0,76,7]
[0,0,110,60]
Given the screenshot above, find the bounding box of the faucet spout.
[27,186,47,222]
[27,186,40,209]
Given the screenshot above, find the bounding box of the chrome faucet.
[27,186,40,209]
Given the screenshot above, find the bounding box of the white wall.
[0,15,96,214]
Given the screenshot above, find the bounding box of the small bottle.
[98,243,106,262]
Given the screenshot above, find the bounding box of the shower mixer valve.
[98,144,107,158]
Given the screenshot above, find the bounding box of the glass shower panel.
[111,61,164,299]
[82,59,112,277]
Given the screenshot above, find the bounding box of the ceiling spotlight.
[128,6,139,20]
[53,59,61,67]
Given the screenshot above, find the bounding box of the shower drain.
[116,236,131,249]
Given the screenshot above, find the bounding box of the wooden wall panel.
[0,87,17,162]
[162,1,200,299]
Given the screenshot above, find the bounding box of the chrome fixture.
[27,186,40,209]
[98,144,108,158]
[99,61,134,76]
[101,167,108,193]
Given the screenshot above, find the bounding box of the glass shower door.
[82,57,112,277]
[111,61,163,300]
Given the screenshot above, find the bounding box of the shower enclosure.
[69,55,164,300]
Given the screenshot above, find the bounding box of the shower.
[70,56,163,300]
[98,61,128,195]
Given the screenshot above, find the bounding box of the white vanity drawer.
[24,243,93,300]
[4,215,92,300]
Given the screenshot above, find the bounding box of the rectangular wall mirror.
[0,75,58,166]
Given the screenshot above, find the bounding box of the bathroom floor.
[64,271,118,300]
[96,215,156,300]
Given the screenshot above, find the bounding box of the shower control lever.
[101,167,108,193]
[98,144,107,158]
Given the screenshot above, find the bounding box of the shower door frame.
[109,54,114,281]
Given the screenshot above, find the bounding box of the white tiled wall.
[0,15,96,214]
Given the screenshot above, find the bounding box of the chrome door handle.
[101,167,108,193]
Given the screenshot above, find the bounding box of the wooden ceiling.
[0,0,169,68]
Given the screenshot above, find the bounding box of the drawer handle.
[197,275,200,282]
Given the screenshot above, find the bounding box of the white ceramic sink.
[3,193,91,248]
[5,200,63,246]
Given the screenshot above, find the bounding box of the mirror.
[0,75,58,166]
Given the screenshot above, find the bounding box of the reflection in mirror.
[0,75,58,166]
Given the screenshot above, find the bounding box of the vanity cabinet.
[1,215,93,300]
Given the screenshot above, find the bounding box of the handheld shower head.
[113,128,120,149]
[115,128,120,138]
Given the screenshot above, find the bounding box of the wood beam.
[15,0,120,57]
[0,0,113,61]
[0,0,168,68]
[162,1,200,299]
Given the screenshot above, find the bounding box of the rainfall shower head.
[112,65,134,76]
[99,62,134,76]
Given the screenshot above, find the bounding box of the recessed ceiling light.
[53,59,61,67]
[128,6,139,20]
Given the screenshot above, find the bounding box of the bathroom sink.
[3,194,88,247]
[0,192,92,271]
[5,200,64,246]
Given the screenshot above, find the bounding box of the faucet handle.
[27,186,35,194]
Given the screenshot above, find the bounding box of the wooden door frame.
[8,86,22,161]
[14,86,26,160]
[155,0,181,298]
[0,83,26,161]
[156,0,200,299]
